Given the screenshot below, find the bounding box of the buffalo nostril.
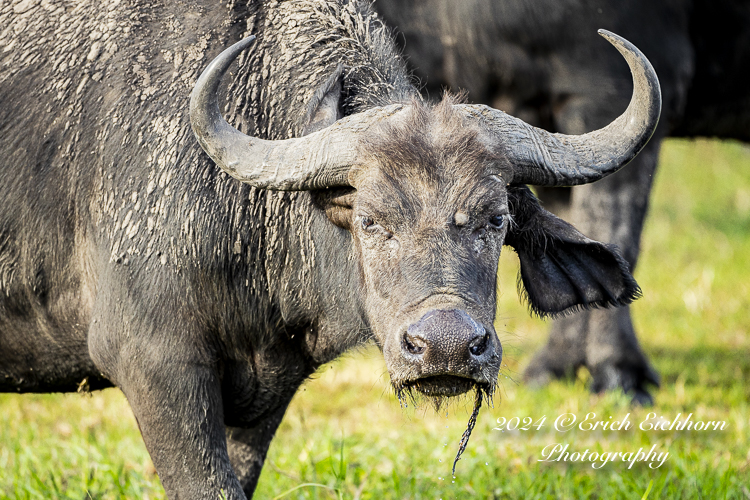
[403,332,427,355]
[469,332,490,356]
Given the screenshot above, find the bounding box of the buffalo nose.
[403,309,489,364]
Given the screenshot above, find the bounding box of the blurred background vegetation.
[1,138,748,499]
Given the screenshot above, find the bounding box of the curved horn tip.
[189,34,259,191]
[192,34,256,92]
[596,28,662,119]
[231,34,257,54]
[223,34,257,53]
[597,29,643,61]
[502,28,661,187]
[597,30,647,60]
[597,29,622,44]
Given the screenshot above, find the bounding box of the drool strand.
[452,388,483,475]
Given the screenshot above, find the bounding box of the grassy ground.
[1,138,749,499]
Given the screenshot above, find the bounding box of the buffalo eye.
[489,214,506,230]
[361,216,375,231]
[359,216,395,240]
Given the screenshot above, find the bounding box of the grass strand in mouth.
[452,388,483,475]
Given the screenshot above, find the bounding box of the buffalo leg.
[226,404,289,497]
[118,363,245,499]
[524,133,662,403]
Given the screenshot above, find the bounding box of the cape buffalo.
[0,0,659,497]
[374,0,749,403]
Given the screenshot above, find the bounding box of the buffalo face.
[349,102,508,399]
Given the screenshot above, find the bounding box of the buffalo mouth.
[394,375,495,405]
[403,375,475,397]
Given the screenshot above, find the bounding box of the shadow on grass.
[508,341,750,402]
[648,344,750,390]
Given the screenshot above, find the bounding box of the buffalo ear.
[306,67,355,230]
[303,66,344,136]
[504,186,641,317]
[311,188,355,230]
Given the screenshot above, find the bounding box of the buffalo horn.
[189,35,404,190]
[193,31,660,191]
[459,30,662,187]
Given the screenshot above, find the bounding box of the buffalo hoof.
[588,361,660,406]
[523,349,659,405]
[522,307,660,405]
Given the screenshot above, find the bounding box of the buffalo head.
[190,31,660,403]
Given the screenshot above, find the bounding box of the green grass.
[2,138,749,499]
